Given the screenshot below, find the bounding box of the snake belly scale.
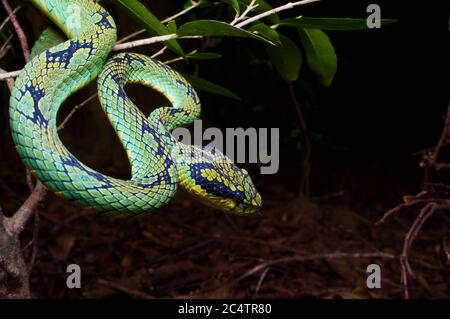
[9,0,262,215]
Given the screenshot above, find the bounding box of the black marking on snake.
[141,118,168,157]
[168,109,183,115]
[116,82,127,100]
[191,163,243,201]
[60,154,112,187]
[138,168,175,189]
[19,84,48,127]
[94,10,114,30]
[111,53,146,66]
[176,79,199,104]
[153,59,178,76]
[104,73,128,110]
[46,40,93,68]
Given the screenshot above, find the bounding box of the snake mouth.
[230,192,262,215]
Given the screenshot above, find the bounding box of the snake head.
[178,146,262,215]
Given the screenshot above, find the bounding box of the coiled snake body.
[9,0,261,214]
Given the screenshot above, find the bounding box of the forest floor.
[1,151,448,299]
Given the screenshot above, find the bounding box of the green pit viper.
[9,0,262,215]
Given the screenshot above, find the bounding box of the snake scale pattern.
[9,0,261,215]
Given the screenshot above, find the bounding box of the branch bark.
[3,182,47,237]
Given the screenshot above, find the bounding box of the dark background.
[0,0,448,298]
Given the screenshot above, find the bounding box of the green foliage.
[248,23,281,45]
[222,0,240,13]
[298,28,337,87]
[114,0,184,55]
[265,35,302,82]
[182,74,241,100]
[25,1,398,98]
[109,1,398,91]
[178,20,274,45]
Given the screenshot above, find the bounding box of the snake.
[9,0,262,215]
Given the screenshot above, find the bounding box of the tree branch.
[3,182,47,237]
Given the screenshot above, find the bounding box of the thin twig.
[150,46,167,59]
[0,69,20,80]
[376,197,448,225]
[235,0,320,28]
[113,34,201,51]
[0,67,14,90]
[116,29,146,44]
[231,0,258,26]
[161,1,200,24]
[289,82,310,196]
[400,202,439,299]
[1,0,29,62]
[0,4,20,31]
[430,104,450,161]
[57,93,97,131]
[253,266,270,298]
[419,103,450,171]
[0,36,12,59]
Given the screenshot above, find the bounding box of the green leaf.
[114,0,184,56]
[182,74,240,100]
[30,27,65,59]
[222,0,240,13]
[238,0,279,24]
[167,20,177,33]
[178,20,274,45]
[248,22,281,46]
[298,28,337,87]
[265,35,302,82]
[186,52,222,60]
[278,17,398,31]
